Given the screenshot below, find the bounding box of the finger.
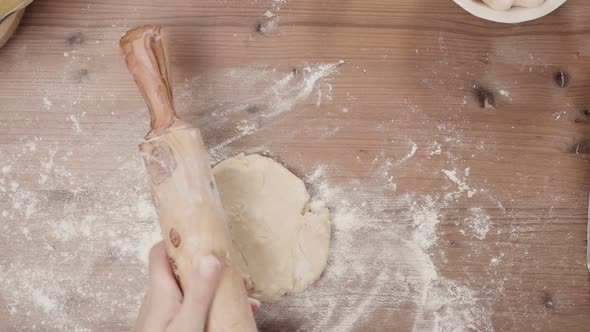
[169,254,222,331]
[135,292,152,331]
[241,273,253,291]
[248,298,261,314]
[241,273,260,314]
[148,242,183,304]
[138,242,183,331]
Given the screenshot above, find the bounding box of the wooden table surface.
[1,0,590,331]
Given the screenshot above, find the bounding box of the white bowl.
[453,0,568,23]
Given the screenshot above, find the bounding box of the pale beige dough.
[482,0,544,11]
[213,153,331,303]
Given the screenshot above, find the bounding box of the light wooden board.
[1,0,590,331]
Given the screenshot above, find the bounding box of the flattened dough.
[213,153,331,302]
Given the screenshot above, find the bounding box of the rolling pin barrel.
[120,25,257,332]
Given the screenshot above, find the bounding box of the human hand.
[136,242,260,332]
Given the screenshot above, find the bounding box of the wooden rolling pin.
[120,25,257,331]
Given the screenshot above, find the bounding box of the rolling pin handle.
[120,25,181,139]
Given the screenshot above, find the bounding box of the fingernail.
[199,255,221,278]
[250,298,261,308]
[249,298,261,312]
[245,276,253,290]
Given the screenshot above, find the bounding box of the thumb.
[168,254,222,331]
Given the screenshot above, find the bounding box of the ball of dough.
[482,0,514,11]
[514,0,545,8]
[213,153,331,302]
[482,0,544,11]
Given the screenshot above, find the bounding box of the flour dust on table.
[177,61,344,163]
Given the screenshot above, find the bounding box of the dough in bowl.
[482,0,544,11]
[213,153,331,302]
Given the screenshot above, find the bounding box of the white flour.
[443,168,476,198]
[42,97,53,111]
[465,207,491,240]
[68,114,83,133]
[257,0,286,33]
[0,141,161,330]
[177,61,343,162]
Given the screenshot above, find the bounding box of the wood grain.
[1,0,590,331]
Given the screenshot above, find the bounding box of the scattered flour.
[442,168,476,198]
[410,196,441,252]
[259,17,280,33]
[182,61,343,162]
[2,165,12,174]
[42,97,53,111]
[68,113,85,133]
[409,193,492,332]
[395,140,418,166]
[465,207,491,240]
[258,0,287,33]
[0,135,160,330]
[490,253,504,267]
[236,120,257,136]
[265,61,343,117]
[553,110,567,120]
[428,141,442,156]
[306,164,327,184]
[442,169,469,192]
